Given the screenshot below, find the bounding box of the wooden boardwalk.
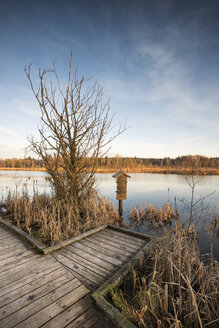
[0,223,148,327]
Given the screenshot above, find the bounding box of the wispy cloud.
[0,126,18,137]
[13,99,39,117]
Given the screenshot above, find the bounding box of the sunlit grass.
[0,187,118,246]
[110,224,219,328]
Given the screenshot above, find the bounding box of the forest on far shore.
[1,155,219,171]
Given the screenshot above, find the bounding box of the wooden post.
[119,199,123,219]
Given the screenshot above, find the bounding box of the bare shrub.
[25,54,126,203]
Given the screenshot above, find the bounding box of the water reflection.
[0,170,51,197]
[96,173,219,218]
[0,171,218,258]
[1,171,219,216]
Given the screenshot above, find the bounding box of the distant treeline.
[97,155,219,169]
[1,155,219,170]
[0,157,42,169]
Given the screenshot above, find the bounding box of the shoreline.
[0,167,46,172]
[1,167,219,175]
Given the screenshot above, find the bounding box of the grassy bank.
[109,224,219,328]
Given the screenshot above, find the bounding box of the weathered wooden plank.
[0,227,12,232]
[0,261,61,297]
[0,241,22,249]
[0,250,35,268]
[0,245,32,260]
[88,233,135,254]
[40,294,92,328]
[92,241,152,300]
[108,225,150,242]
[0,272,75,319]
[0,240,25,250]
[0,266,66,308]
[59,248,111,277]
[79,238,128,262]
[0,222,150,328]
[72,241,123,267]
[0,256,56,287]
[0,229,19,236]
[0,218,45,252]
[43,224,107,254]
[66,244,118,271]
[64,305,96,328]
[0,279,82,328]
[91,317,115,328]
[14,284,90,328]
[79,316,101,328]
[0,235,18,243]
[0,254,42,277]
[0,230,15,238]
[64,266,97,291]
[53,251,104,285]
[0,243,29,256]
[87,234,135,255]
[105,228,146,246]
[0,235,14,241]
[99,229,144,250]
[0,236,14,242]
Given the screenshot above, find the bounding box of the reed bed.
[129,202,179,230]
[0,189,118,246]
[110,224,219,328]
[209,214,219,239]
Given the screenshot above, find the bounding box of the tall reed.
[0,188,118,246]
[129,202,179,230]
[110,224,219,328]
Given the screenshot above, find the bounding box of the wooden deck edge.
[92,240,153,328]
[0,217,107,254]
[107,224,151,241]
[0,217,45,253]
[43,224,107,254]
[96,296,136,328]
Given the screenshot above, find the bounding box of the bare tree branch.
[25,55,127,202]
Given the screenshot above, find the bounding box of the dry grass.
[0,188,118,246]
[110,224,219,328]
[129,202,179,230]
[209,213,219,239]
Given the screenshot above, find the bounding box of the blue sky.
[1,0,219,158]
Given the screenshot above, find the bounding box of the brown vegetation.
[0,189,118,246]
[209,214,219,239]
[110,224,219,328]
[129,202,179,230]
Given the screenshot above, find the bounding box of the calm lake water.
[0,170,218,258]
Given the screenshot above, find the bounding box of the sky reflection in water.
[0,171,218,258]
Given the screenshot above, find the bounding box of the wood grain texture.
[0,222,150,328]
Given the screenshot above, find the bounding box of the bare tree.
[25,54,126,202]
[178,175,215,227]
